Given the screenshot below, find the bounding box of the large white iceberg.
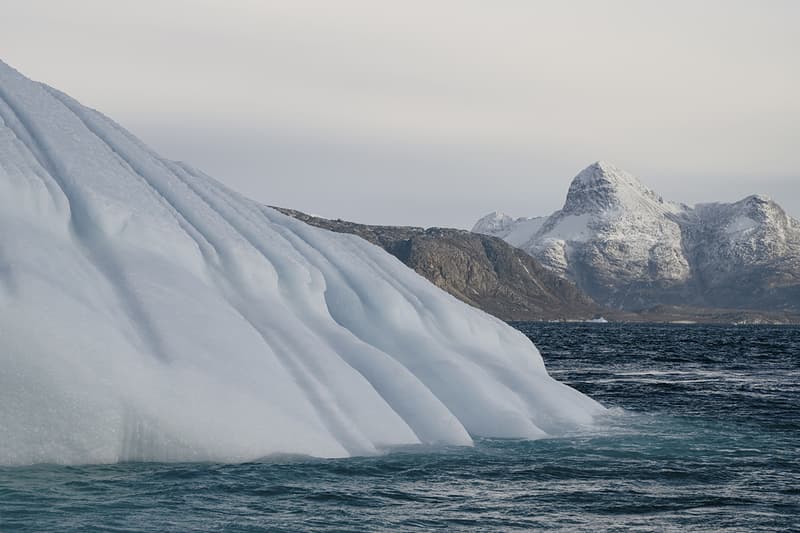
[0,60,603,465]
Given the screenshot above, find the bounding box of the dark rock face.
[273,207,601,322]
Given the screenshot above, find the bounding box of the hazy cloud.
[2,0,798,227]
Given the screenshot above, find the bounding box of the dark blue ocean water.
[1,323,798,531]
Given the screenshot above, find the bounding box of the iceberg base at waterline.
[0,59,604,465]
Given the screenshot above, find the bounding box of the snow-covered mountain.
[473,162,800,312]
[0,60,603,465]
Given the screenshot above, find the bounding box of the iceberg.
[0,60,604,465]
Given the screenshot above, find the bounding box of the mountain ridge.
[474,162,800,314]
[273,207,602,322]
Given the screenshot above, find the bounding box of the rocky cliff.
[274,208,601,321]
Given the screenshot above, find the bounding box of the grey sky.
[2,0,798,228]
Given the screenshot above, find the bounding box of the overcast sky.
[2,1,797,228]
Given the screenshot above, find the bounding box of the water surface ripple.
[2,323,798,531]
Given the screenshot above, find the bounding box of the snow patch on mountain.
[725,215,759,236]
[472,211,547,247]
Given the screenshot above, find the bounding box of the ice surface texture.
[0,60,603,465]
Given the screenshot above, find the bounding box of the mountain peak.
[472,211,516,234]
[563,162,664,214]
[743,194,774,207]
[572,161,643,189]
[733,194,790,226]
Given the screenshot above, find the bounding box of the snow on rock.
[474,162,800,311]
[724,215,759,236]
[0,60,604,465]
[472,212,546,248]
[688,195,799,273]
[505,161,691,301]
[471,211,516,235]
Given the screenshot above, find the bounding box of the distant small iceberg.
[586,317,609,323]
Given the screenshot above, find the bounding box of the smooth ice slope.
[0,60,603,465]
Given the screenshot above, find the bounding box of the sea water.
[1,323,798,531]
